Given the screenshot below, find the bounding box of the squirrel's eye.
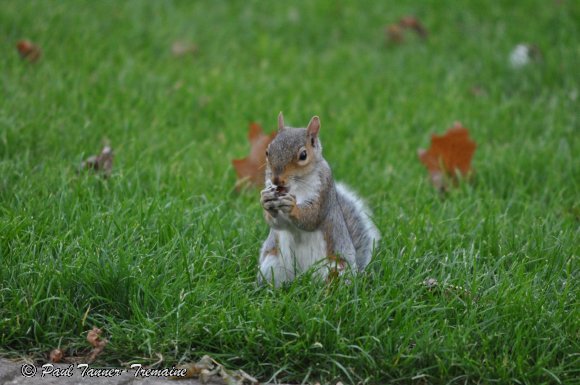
[299,150,307,161]
[265,150,269,157]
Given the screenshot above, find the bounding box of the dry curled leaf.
[173,355,258,385]
[232,122,276,190]
[17,40,41,62]
[386,16,428,44]
[399,16,428,38]
[86,327,108,363]
[386,24,404,43]
[80,145,114,177]
[470,85,487,97]
[175,355,214,378]
[49,349,64,363]
[423,277,438,289]
[171,40,198,57]
[418,122,476,191]
[47,327,110,365]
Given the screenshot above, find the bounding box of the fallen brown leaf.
[80,145,114,177]
[174,355,213,378]
[49,349,64,363]
[399,16,428,38]
[171,40,198,57]
[386,16,428,44]
[470,85,487,97]
[423,277,438,289]
[418,122,476,191]
[17,40,41,62]
[173,355,258,384]
[86,326,108,363]
[46,327,111,365]
[386,24,404,43]
[232,122,276,190]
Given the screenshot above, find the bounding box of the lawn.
[1,1,579,384]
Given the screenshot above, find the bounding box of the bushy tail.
[335,183,381,271]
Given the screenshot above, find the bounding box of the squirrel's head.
[265,112,323,188]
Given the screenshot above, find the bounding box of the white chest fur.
[277,170,326,273]
[277,229,327,275]
[290,171,321,205]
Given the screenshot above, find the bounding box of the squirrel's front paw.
[260,186,278,210]
[261,189,296,214]
[275,193,296,214]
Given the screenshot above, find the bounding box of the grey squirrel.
[258,113,380,286]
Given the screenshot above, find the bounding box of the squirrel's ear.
[278,112,285,131]
[307,116,320,138]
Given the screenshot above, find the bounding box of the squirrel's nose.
[272,176,285,186]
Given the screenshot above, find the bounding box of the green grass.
[1,0,579,383]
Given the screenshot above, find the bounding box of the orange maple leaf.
[17,40,41,62]
[399,16,428,38]
[232,122,276,190]
[418,122,476,190]
[386,16,428,44]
